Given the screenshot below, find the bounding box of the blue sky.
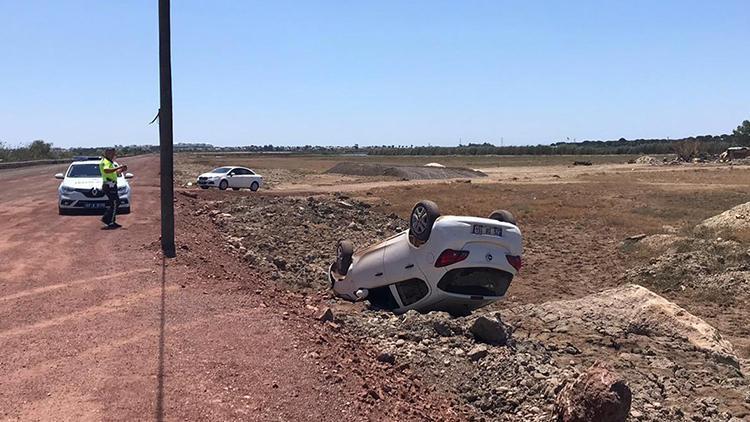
[1,1,748,148]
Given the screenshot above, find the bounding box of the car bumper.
[59,195,130,209]
[196,179,217,186]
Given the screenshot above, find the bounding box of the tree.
[733,120,750,145]
[28,140,52,159]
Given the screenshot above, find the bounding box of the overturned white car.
[330,200,523,315]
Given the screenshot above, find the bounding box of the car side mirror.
[54,173,64,179]
[125,173,134,179]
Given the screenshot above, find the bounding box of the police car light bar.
[72,156,102,161]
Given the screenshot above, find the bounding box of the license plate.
[84,203,106,209]
[472,224,502,237]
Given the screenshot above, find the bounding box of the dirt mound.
[636,234,687,253]
[326,162,487,180]
[203,195,406,290]
[339,284,748,421]
[635,156,659,165]
[695,201,750,240]
[623,237,750,302]
[512,284,738,367]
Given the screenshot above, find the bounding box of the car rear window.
[395,279,429,306]
[437,268,513,297]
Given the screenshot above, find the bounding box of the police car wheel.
[219,180,229,190]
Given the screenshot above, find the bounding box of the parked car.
[56,157,134,215]
[329,200,523,315]
[196,166,263,191]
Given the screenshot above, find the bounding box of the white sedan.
[196,166,263,191]
[330,200,523,316]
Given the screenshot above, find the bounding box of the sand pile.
[634,156,659,165]
[326,162,487,180]
[695,201,750,239]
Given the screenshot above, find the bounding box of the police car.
[55,156,134,215]
[330,200,523,315]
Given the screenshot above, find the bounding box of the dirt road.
[0,155,453,421]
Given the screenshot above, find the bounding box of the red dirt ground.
[0,155,464,421]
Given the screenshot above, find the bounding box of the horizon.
[1,1,749,148]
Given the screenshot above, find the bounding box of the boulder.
[554,361,631,422]
[469,315,509,346]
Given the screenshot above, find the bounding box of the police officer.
[99,148,128,229]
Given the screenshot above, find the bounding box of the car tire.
[489,209,517,225]
[250,181,259,192]
[219,180,228,190]
[409,200,440,245]
[336,240,354,275]
[200,186,209,190]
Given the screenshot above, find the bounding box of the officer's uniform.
[99,157,120,226]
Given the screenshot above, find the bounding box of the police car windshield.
[211,167,232,173]
[67,163,122,178]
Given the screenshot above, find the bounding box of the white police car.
[330,200,523,316]
[55,157,134,215]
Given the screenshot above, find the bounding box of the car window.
[67,164,100,178]
[366,286,399,310]
[437,268,513,297]
[395,279,429,306]
[211,167,231,173]
[233,168,249,175]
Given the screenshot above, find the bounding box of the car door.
[234,168,251,187]
[227,168,243,188]
[245,168,260,187]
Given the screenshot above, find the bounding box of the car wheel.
[489,209,517,225]
[219,180,228,190]
[250,181,259,192]
[409,200,440,245]
[336,240,354,275]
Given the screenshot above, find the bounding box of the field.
[4,153,750,421]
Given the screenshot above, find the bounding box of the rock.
[272,256,287,270]
[470,316,509,346]
[317,307,334,322]
[376,351,395,364]
[433,320,455,337]
[554,361,631,422]
[625,233,647,241]
[467,345,489,361]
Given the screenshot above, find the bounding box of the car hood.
[61,177,127,189]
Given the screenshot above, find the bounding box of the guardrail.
[0,158,71,170]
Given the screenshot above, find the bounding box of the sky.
[0,1,748,148]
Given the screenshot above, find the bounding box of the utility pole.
[158,0,176,257]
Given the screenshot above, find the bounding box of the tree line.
[3,119,749,161]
